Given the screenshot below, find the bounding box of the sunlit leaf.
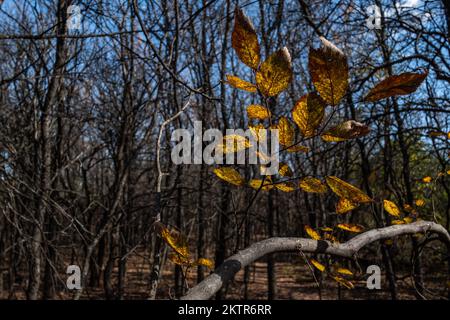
[304,225,321,240]
[403,216,414,224]
[256,47,293,96]
[364,71,427,102]
[336,198,358,214]
[247,104,271,120]
[337,223,364,233]
[309,37,348,105]
[232,8,260,69]
[321,120,370,142]
[391,219,405,225]
[249,178,273,191]
[275,117,295,146]
[324,233,339,243]
[415,199,425,207]
[286,145,310,153]
[383,200,401,217]
[310,259,326,272]
[249,124,267,142]
[326,176,372,203]
[213,167,245,186]
[422,176,432,183]
[275,181,296,192]
[332,275,354,289]
[168,253,191,266]
[320,227,333,232]
[337,268,353,276]
[299,177,328,193]
[218,134,252,154]
[196,258,214,269]
[292,93,326,137]
[278,162,293,177]
[160,227,190,258]
[225,75,257,92]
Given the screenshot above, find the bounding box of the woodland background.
[0,0,449,300]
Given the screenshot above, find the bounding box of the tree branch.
[181,221,450,300]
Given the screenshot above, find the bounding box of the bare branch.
[182,221,450,300]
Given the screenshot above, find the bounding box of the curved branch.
[181,221,450,300]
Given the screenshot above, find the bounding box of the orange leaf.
[364,71,427,102]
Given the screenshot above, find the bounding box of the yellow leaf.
[225,75,257,93]
[310,259,326,272]
[383,200,401,217]
[249,124,267,142]
[322,120,370,142]
[391,219,405,225]
[275,117,295,146]
[304,225,321,240]
[196,258,214,269]
[256,47,292,97]
[403,216,414,224]
[275,181,296,192]
[337,223,364,233]
[333,276,354,289]
[232,8,260,69]
[278,162,293,177]
[336,198,358,214]
[321,227,333,232]
[248,178,273,191]
[160,227,190,258]
[213,167,245,186]
[246,104,271,120]
[447,170,450,175]
[299,177,328,193]
[292,93,326,137]
[326,176,372,203]
[168,253,192,266]
[422,176,432,183]
[364,71,427,102]
[415,199,425,207]
[218,134,252,154]
[324,233,339,243]
[286,145,310,153]
[309,37,348,106]
[337,268,353,276]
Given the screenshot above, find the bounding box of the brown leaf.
[364,71,427,102]
[292,93,326,137]
[232,8,260,69]
[322,120,370,142]
[309,37,348,105]
[256,47,293,96]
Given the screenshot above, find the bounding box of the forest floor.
[1,250,447,300]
